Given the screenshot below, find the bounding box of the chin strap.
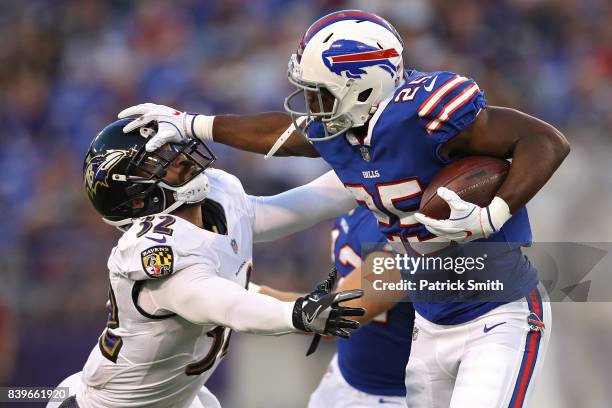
[102,217,135,231]
[264,116,307,160]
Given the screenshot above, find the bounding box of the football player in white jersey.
[49,119,365,408]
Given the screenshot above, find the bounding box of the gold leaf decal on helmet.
[84,150,126,198]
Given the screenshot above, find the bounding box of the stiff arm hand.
[118,103,214,152]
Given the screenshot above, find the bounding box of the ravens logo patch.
[141,245,174,278]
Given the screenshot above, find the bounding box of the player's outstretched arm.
[440,106,570,213]
[253,263,399,325]
[118,103,318,156]
[248,170,357,242]
[144,265,363,338]
[213,113,319,157]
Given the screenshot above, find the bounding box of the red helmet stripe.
[330,48,400,63]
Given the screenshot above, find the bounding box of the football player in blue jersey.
[317,207,414,407]
[118,9,569,407]
[252,207,414,407]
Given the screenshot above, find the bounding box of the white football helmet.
[284,10,405,141]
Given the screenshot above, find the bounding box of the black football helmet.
[83,118,216,228]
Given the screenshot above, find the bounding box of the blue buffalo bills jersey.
[332,206,414,397]
[310,70,538,324]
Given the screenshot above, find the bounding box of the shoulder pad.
[393,70,486,143]
[207,168,246,196]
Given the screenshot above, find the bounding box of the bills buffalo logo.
[141,245,174,278]
[527,312,545,332]
[322,39,400,79]
[84,150,126,198]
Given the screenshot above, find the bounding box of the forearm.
[153,273,296,335]
[338,264,397,324]
[218,286,296,335]
[251,170,357,242]
[198,112,318,157]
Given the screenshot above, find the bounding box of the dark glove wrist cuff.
[292,297,308,331]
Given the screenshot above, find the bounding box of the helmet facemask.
[104,137,216,229]
[128,139,214,188]
[285,54,373,141]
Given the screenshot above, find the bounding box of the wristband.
[191,114,215,141]
[481,196,512,237]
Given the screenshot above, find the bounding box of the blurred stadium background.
[1,0,611,406]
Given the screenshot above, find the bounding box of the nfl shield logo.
[360,146,371,162]
[231,238,239,254]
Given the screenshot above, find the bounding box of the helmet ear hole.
[357,88,373,102]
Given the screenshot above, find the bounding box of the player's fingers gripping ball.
[416,156,513,243]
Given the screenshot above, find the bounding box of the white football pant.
[405,286,551,408]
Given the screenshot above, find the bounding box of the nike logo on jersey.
[146,235,167,243]
[424,76,438,92]
[483,321,507,333]
[378,398,402,404]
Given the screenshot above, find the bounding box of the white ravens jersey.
[78,169,255,408]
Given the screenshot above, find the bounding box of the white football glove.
[414,187,511,243]
[118,103,214,152]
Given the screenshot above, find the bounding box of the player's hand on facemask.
[414,187,511,243]
[118,103,213,152]
[292,267,364,338]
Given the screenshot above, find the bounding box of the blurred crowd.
[1,0,611,404]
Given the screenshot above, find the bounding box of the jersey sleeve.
[248,170,356,242]
[206,168,253,224]
[416,71,487,146]
[108,215,220,281]
[147,265,296,334]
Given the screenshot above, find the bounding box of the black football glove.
[292,267,365,355]
[309,266,340,300]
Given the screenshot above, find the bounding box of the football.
[419,156,510,219]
